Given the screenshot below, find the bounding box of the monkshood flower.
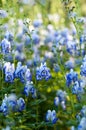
[25,69,32,81]
[36,62,51,81]
[72,81,84,95]
[17,98,25,111]
[54,90,67,110]
[0,94,25,115]
[80,56,86,76]
[24,81,36,98]
[46,110,58,124]
[0,94,17,115]
[4,62,15,83]
[1,38,11,54]
[15,62,27,83]
[77,117,86,130]
[66,69,78,87]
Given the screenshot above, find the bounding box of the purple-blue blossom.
[72,81,84,95]
[1,38,11,54]
[36,62,51,81]
[4,62,15,83]
[66,69,78,86]
[46,110,58,124]
[24,81,36,98]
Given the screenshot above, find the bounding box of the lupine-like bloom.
[0,94,25,115]
[24,81,36,98]
[54,90,67,110]
[0,94,17,115]
[25,69,32,81]
[15,62,27,83]
[80,55,86,76]
[46,110,58,124]
[17,98,25,111]
[36,62,51,81]
[72,81,84,95]
[66,69,78,87]
[4,62,15,83]
[1,38,11,54]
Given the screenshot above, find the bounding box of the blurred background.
[0,0,86,28]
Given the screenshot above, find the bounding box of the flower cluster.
[54,90,67,110]
[72,80,84,95]
[46,110,58,124]
[0,94,25,116]
[4,62,15,83]
[66,69,78,87]
[1,38,11,54]
[24,81,36,98]
[36,62,51,81]
[14,62,32,83]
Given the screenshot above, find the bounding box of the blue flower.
[36,63,51,81]
[5,71,14,83]
[56,90,67,102]
[0,94,25,115]
[46,110,58,124]
[54,90,67,110]
[4,62,15,83]
[0,10,8,18]
[0,102,8,116]
[72,81,84,95]
[25,69,32,82]
[4,31,13,42]
[32,33,40,44]
[17,98,25,111]
[24,81,36,98]
[33,19,42,28]
[1,38,11,54]
[15,62,27,83]
[54,97,60,107]
[66,69,78,86]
